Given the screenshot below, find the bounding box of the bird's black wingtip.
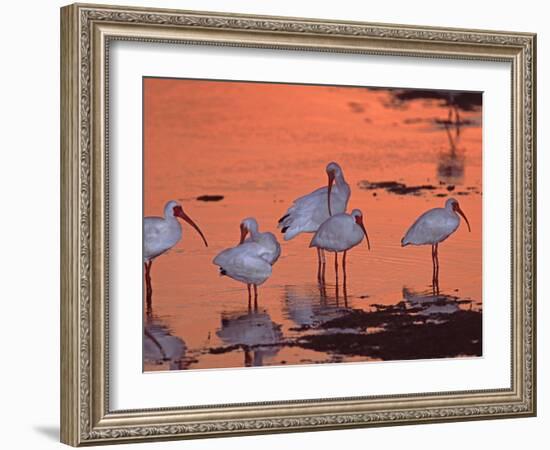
[278,213,289,224]
[281,226,289,234]
[219,268,227,276]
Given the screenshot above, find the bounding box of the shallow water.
[143,80,482,371]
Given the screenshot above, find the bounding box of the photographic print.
[143,78,482,372]
[61,6,535,443]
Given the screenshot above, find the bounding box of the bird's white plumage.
[241,217,281,265]
[278,162,350,240]
[214,217,279,289]
[401,198,462,246]
[310,209,366,252]
[213,243,273,286]
[144,200,182,262]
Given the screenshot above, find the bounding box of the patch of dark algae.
[358,180,437,196]
[297,307,482,360]
[196,194,224,202]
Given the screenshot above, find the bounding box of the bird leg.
[253,284,258,310]
[144,261,153,314]
[333,251,339,286]
[343,250,347,287]
[319,279,327,302]
[434,243,440,294]
[334,252,340,304]
[343,283,348,307]
[321,249,326,284]
[432,244,435,291]
[317,248,322,283]
[343,251,348,306]
[247,284,252,310]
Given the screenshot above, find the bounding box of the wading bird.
[144,200,208,307]
[214,218,280,307]
[240,217,281,265]
[278,162,351,276]
[401,197,471,292]
[309,209,370,286]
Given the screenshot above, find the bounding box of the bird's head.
[351,209,371,250]
[164,200,180,216]
[326,161,342,177]
[166,200,209,247]
[446,198,471,232]
[326,162,343,216]
[239,217,259,244]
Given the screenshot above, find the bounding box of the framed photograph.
[60,3,536,446]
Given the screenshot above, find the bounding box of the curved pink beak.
[355,215,371,250]
[327,171,335,216]
[174,206,208,247]
[239,223,248,244]
[454,204,471,232]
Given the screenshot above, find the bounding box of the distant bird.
[401,197,471,291]
[309,209,370,285]
[278,162,351,273]
[240,217,281,265]
[214,218,280,306]
[144,200,208,305]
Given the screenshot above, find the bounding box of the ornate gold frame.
[60,3,536,446]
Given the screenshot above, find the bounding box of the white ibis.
[213,218,279,306]
[309,209,370,286]
[144,200,208,304]
[401,197,471,291]
[240,217,281,265]
[278,161,351,274]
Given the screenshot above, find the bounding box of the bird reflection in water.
[216,307,283,367]
[402,286,480,322]
[144,315,187,370]
[402,287,463,315]
[437,95,466,185]
[283,284,352,330]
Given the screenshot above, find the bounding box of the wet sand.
[143,79,482,371]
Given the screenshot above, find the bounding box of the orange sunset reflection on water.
[143,78,483,371]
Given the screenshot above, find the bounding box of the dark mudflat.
[206,298,482,363]
[297,305,482,360]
